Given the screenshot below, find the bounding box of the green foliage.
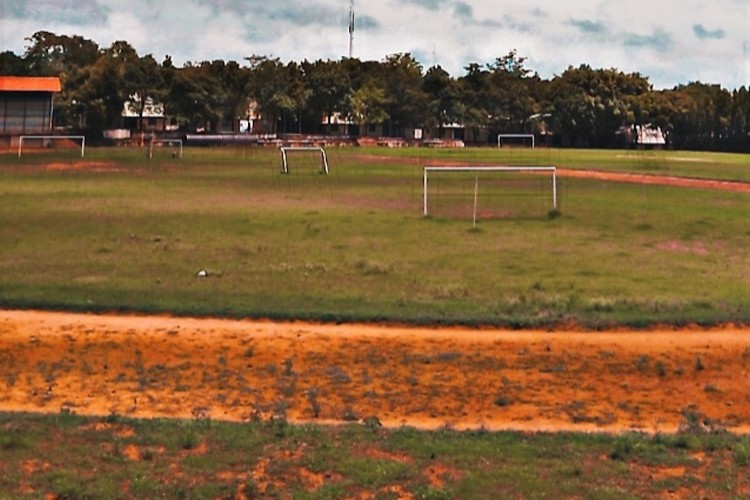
[7,30,750,149]
[735,444,750,466]
[178,429,200,450]
[0,432,30,451]
[336,457,412,487]
[46,470,89,499]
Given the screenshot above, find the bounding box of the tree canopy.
[1,31,748,151]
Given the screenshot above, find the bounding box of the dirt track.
[556,168,750,193]
[1,310,748,434]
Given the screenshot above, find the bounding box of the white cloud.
[1,0,748,89]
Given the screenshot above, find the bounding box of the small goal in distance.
[148,138,183,159]
[279,147,329,175]
[18,135,86,158]
[497,134,535,149]
[423,165,558,221]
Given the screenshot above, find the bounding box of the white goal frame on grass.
[497,133,535,149]
[148,138,183,159]
[423,165,558,219]
[18,135,86,158]
[279,147,329,174]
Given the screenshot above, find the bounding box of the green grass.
[1,412,749,499]
[1,146,748,327]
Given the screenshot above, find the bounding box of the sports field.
[1,145,749,497]
[1,146,749,327]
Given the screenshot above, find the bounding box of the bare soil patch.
[1,310,748,434]
[41,161,125,173]
[556,168,750,193]
[7,160,126,173]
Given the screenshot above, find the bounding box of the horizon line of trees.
[1,31,749,151]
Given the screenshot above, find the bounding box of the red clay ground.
[556,168,750,193]
[1,310,748,434]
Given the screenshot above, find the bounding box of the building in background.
[122,96,166,132]
[0,76,62,146]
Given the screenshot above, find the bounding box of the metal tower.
[348,0,355,58]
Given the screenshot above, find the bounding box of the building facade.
[0,77,62,143]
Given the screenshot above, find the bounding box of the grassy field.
[1,145,749,498]
[1,146,748,327]
[2,411,750,499]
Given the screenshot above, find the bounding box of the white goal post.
[497,134,535,148]
[18,135,86,158]
[279,147,329,174]
[423,165,558,218]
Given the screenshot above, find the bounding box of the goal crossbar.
[280,147,329,174]
[423,165,557,217]
[18,135,86,158]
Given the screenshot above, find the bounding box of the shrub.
[735,444,750,466]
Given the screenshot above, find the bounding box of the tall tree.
[422,65,464,136]
[347,78,389,131]
[457,63,491,143]
[485,50,539,134]
[548,65,649,147]
[123,54,165,131]
[731,87,750,150]
[303,59,351,134]
[247,56,304,134]
[381,53,429,135]
[0,51,30,75]
[21,31,102,129]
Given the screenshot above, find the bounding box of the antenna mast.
[348,0,355,58]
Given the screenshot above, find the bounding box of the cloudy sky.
[1,0,749,89]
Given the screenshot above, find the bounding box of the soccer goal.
[18,135,86,158]
[148,138,183,159]
[279,147,329,175]
[497,134,535,149]
[423,166,558,222]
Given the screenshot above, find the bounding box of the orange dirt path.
[1,310,749,434]
[555,168,750,193]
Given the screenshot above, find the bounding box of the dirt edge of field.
[2,309,749,435]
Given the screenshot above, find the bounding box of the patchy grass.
[2,412,750,499]
[1,147,748,328]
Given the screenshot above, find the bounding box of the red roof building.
[0,76,62,139]
[0,76,62,93]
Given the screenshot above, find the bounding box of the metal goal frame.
[279,147,329,174]
[497,133,535,149]
[18,135,86,158]
[423,165,557,219]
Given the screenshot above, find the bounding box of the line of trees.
[2,31,749,151]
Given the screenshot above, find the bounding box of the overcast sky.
[1,0,749,89]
